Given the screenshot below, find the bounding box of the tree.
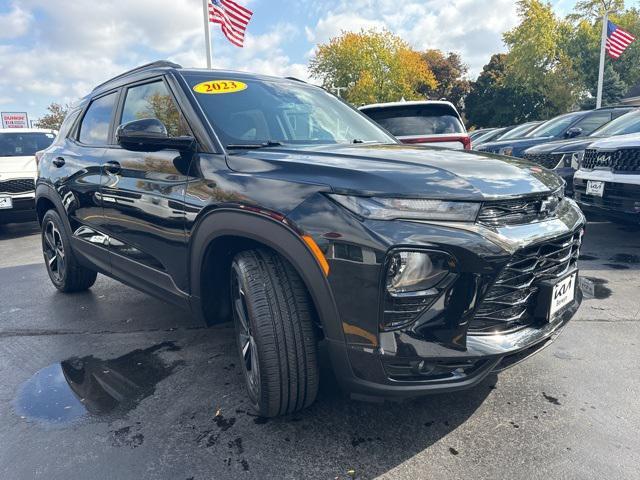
[503,0,582,119]
[465,54,545,127]
[580,64,628,108]
[35,103,69,130]
[419,50,471,109]
[309,29,437,105]
[569,0,625,21]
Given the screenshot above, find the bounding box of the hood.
[476,136,554,153]
[0,155,37,176]
[226,144,563,201]
[588,132,640,151]
[524,137,600,155]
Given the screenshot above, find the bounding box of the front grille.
[523,152,563,170]
[478,194,561,227]
[0,178,35,194]
[470,230,582,333]
[574,178,640,213]
[582,148,640,173]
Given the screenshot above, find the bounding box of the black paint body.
[37,64,585,398]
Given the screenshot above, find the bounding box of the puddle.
[15,342,181,425]
[609,253,640,264]
[579,277,612,300]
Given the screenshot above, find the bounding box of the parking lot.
[0,219,638,480]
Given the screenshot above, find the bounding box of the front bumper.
[574,174,640,223]
[0,194,36,223]
[290,195,586,398]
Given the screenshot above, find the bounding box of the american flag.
[208,0,253,48]
[606,20,636,59]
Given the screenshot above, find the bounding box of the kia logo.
[595,154,611,167]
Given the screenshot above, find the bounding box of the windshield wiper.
[226,140,284,150]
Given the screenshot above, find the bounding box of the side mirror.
[116,118,195,152]
[565,127,583,139]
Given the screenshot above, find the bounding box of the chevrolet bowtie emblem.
[540,195,559,215]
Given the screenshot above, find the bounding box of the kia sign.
[1,112,29,129]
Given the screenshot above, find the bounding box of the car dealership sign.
[1,112,29,129]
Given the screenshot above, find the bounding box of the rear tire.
[230,249,319,417]
[41,209,97,292]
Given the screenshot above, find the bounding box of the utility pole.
[330,85,348,98]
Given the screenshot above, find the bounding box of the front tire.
[231,249,319,417]
[41,209,97,292]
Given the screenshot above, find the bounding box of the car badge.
[595,154,611,167]
[540,195,559,216]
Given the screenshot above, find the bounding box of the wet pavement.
[0,220,639,479]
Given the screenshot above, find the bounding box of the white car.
[573,132,640,223]
[359,100,470,150]
[0,128,57,225]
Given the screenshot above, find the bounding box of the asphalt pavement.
[0,219,639,480]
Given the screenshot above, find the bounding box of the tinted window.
[362,104,464,136]
[183,75,393,147]
[572,111,612,135]
[591,110,640,137]
[121,80,189,137]
[0,132,56,157]
[79,92,117,145]
[498,122,540,140]
[528,112,584,138]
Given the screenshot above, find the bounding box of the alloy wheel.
[43,221,65,283]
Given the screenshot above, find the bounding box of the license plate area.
[0,196,13,210]
[586,180,604,197]
[534,270,578,322]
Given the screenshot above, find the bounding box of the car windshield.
[0,132,56,157]
[183,75,395,148]
[590,110,640,137]
[497,122,539,141]
[361,104,465,136]
[526,112,583,138]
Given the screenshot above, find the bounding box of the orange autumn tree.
[309,29,437,105]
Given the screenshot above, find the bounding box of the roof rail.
[92,60,182,92]
[285,76,306,83]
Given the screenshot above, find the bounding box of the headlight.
[328,195,481,222]
[499,146,514,156]
[386,251,451,296]
[556,151,584,169]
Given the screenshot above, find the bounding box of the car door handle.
[104,161,121,174]
[53,157,65,168]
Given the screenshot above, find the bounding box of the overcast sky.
[0,0,574,121]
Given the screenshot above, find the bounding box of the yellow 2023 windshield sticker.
[193,80,247,94]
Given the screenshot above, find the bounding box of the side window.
[120,80,190,137]
[573,111,612,135]
[78,92,118,145]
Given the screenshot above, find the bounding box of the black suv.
[37,61,585,417]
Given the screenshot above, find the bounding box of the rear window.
[361,104,464,136]
[0,132,56,157]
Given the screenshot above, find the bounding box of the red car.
[359,100,470,150]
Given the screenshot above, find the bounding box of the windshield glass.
[183,75,395,148]
[591,110,640,137]
[0,132,56,157]
[361,104,464,136]
[527,112,583,138]
[498,122,539,141]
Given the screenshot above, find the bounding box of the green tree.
[465,54,544,127]
[35,103,69,130]
[581,64,628,107]
[419,50,471,109]
[308,29,437,105]
[503,0,582,118]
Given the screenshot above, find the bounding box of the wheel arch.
[35,184,73,235]
[188,209,344,343]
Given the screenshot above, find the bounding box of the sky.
[0,0,575,122]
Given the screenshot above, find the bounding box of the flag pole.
[202,0,212,68]
[596,10,608,109]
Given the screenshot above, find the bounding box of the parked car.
[0,128,56,225]
[37,61,585,417]
[524,109,640,195]
[469,128,496,142]
[574,133,640,223]
[359,100,470,149]
[476,107,635,158]
[472,121,542,149]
